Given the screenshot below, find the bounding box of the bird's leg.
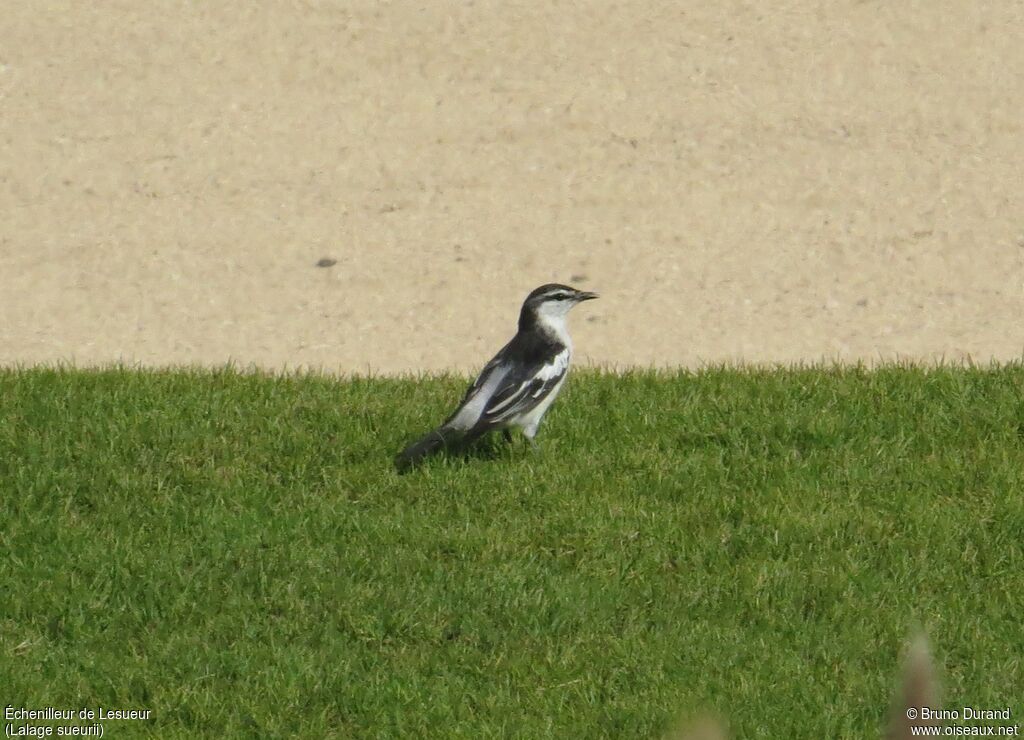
[502,429,514,444]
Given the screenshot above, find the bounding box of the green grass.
[1,364,1022,738]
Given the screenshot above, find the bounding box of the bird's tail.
[394,426,461,472]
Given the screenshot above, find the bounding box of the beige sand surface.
[3,2,1023,373]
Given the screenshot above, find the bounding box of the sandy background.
[3,2,1024,373]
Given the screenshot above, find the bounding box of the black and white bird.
[395,283,598,471]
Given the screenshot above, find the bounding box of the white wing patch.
[538,348,570,381]
[446,363,510,431]
[482,348,570,426]
[487,386,528,414]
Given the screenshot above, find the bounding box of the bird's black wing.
[475,333,573,431]
[438,342,514,430]
[440,329,568,436]
[475,358,565,427]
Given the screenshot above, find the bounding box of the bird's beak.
[576,291,599,301]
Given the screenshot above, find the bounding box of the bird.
[395,283,598,471]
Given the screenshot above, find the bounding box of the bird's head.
[519,283,598,332]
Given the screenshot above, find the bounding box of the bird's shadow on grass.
[454,435,517,463]
[394,433,521,474]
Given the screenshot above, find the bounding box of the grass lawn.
[1,365,1022,738]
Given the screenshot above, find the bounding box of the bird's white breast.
[516,347,571,438]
